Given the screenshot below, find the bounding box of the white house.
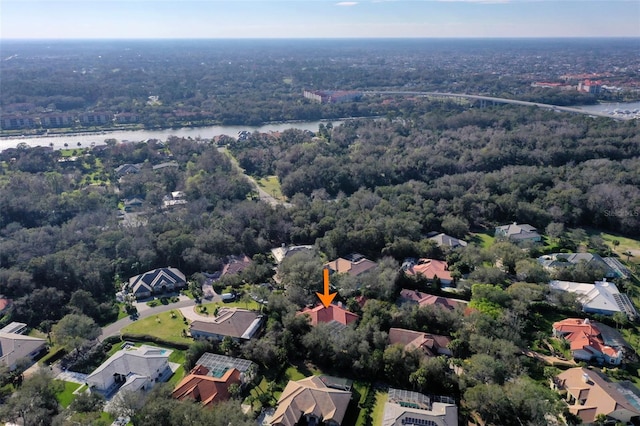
[549,279,638,319]
[0,328,46,370]
[383,388,458,426]
[87,344,172,396]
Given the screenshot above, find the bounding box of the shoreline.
[0,116,361,141]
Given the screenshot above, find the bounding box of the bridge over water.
[363,91,633,121]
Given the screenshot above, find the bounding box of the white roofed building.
[550,279,638,319]
[0,330,46,370]
[383,388,458,426]
[87,344,172,396]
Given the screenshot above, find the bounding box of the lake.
[0,120,340,152]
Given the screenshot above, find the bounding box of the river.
[0,120,340,152]
[575,101,640,118]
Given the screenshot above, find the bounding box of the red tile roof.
[0,298,11,312]
[172,366,241,407]
[298,304,359,327]
[553,318,621,360]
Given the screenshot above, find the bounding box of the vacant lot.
[121,310,192,345]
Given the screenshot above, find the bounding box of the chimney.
[582,373,591,384]
[338,301,343,308]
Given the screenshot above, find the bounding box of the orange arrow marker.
[316,267,337,308]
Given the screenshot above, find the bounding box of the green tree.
[52,313,100,360]
[0,369,63,426]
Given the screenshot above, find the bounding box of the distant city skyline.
[1,0,639,40]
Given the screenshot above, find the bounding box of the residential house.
[382,388,458,426]
[123,197,144,212]
[87,344,172,396]
[125,267,186,300]
[172,367,240,407]
[271,244,315,264]
[270,375,353,426]
[189,308,263,342]
[494,222,542,243]
[428,233,468,249]
[220,255,253,279]
[399,289,467,311]
[172,353,257,407]
[402,259,454,287]
[538,253,620,279]
[552,367,640,425]
[0,297,12,316]
[163,191,188,208]
[0,322,28,335]
[325,253,377,277]
[549,279,638,319]
[0,326,46,370]
[115,163,141,176]
[298,303,359,332]
[552,318,624,365]
[388,328,452,357]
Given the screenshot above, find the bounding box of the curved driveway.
[99,298,196,340]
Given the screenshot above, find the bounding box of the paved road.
[99,298,196,340]
[364,91,634,121]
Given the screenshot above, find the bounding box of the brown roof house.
[399,289,467,311]
[552,367,640,425]
[553,318,625,365]
[125,267,186,300]
[270,375,353,426]
[325,253,377,277]
[189,308,263,342]
[388,328,452,357]
[402,259,454,287]
[220,254,253,278]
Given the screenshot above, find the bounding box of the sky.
[1,0,639,39]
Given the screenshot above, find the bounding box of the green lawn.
[256,175,285,201]
[371,391,388,426]
[55,380,81,408]
[470,231,495,248]
[597,230,640,263]
[120,311,192,345]
[197,299,261,314]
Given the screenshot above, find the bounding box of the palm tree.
[623,250,633,262]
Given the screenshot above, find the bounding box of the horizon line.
[3,36,639,41]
